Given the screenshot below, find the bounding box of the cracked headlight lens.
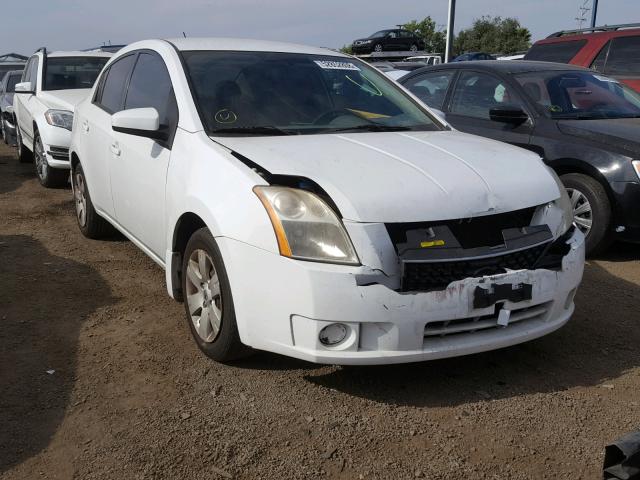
[254,186,359,265]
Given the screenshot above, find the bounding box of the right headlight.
[254,186,359,265]
[546,168,574,236]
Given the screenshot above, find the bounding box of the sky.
[1,0,639,55]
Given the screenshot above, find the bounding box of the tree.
[403,17,447,53]
[454,16,531,55]
[339,44,353,55]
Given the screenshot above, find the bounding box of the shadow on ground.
[302,262,640,407]
[0,235,114,473]
[0,147,33,195]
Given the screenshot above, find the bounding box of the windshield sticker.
[314,60,361,71]
[346,108,390,120]
[593,74,619,84]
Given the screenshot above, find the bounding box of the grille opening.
[386,206,536,251]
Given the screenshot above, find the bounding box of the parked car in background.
[351,29,425,54]
[385,69,410,81]
[524,23,640,92]
[0,53,27,79]
[400,60,640,254]
[404,55,442,65]
[70,38,583,365]
[369,61,396,72]
[453,52,495,62]
[497,52,526,61]
[13,48,111,187]
[0,69,24,144]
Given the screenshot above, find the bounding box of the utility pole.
[445,0,456,62]
[590,0,599,28]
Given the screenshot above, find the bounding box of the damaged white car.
[69,38,585,365]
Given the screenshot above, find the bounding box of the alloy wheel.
[567,187,593,236]
[185,249,223,343]
[410,44,418,52]
[74,171,87,227]
[34,136,47,181]
[374,44,382,52]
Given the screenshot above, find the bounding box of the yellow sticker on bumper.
[420,240,445,248]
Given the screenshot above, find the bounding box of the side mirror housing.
[489,106,529,125]
[15,82,34,94]
[111,108,166,141]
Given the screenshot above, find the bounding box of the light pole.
[445,0,456,62]
[590,0,599,28]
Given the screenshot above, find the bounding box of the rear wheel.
[182,228,249,362]
[561,173,612,256]
[72,162,114,239]
[34,132,67,188]
[374,44,383,52]
[16,127,33,163]
[410,44,418,52]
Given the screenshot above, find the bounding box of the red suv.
[524,23,640,92]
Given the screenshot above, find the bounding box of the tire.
[561,173,612,256]
[1,119,6,144]
[181,228,250,362]
[374,44,383,53]
[410,44,418,52]
[16,126,33,163]
[33,132,67,188]
[72,162,114,239]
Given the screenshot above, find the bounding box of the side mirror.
[489,106,529,125]
[112,108,166,141]
[15,82,34,94]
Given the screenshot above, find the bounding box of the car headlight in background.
[633,160,640,181]
[254,186,359,265]
[44,109,73,131]
[547,167,574,235]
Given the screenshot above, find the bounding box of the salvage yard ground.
[1,141,639,479]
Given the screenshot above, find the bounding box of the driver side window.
[450,71,524,119]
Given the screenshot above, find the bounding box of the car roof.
[536,27,640,44]
[408,60,589,75]
[165,38,345,57]
[45,50,113,58]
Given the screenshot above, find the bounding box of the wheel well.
[70,152,80,171]
[551,160,616,205]
[170,213,207,301]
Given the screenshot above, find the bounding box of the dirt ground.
[1,140,639,480]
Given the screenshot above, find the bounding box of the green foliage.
[339,44,353,55]
[454,16,531,55]
[403,17,447,53]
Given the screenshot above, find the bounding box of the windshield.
[370,30,391,38]
[44,57,109,91]
[182,51,441,136]
[515,70,640,120]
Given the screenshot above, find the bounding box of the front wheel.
[34,132,67,187]
[410,44,418,52]
[182,228,249,362]
[561,173,612,256]
[373,44,383,52]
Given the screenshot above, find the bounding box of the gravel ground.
[1,140,639,480]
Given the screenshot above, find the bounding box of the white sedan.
[69,38,585,365]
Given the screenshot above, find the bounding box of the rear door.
[80,53,136,215]
[591,35,640,92]
[109,51,178,258]
[444,70,533,148]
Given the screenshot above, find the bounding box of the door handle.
[110,142,121,156]
[82,121,89,133]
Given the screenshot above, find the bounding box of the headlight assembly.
[547,167,574,235]
[254,186,359,265]
[44,109,73,131]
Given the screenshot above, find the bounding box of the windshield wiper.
[327,125,416,133]
[210,126,297,136]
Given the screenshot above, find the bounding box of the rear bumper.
[216,228,585,365]
[611,181,640,242]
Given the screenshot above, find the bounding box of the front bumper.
[40,123,72,169]
[611,181,640,243]
[217,228,585,365]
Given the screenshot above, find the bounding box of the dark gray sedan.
[0,69,23,144]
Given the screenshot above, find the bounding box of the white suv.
[70,38,585,365]
[14,49,111,187]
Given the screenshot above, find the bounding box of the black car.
[352,29,424,54]
[400,60,640,255]
[452,52,496,62]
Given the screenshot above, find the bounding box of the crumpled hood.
[38,89,92,112]
[557,118,640,157]
[214,130,560,223]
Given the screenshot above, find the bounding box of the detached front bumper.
[218,228,585,365]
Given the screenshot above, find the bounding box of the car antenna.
[183,32,187,38]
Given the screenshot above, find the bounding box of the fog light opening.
[319,323,349,347]
[564,288,577,310]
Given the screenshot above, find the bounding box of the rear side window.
[403,71,454,109]
[98,54,136,113]
[124,52,178,139]
[524,40,587,63]
[604,36,640,76]
[590,41,611,72]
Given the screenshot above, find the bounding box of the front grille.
[402,242,549,292]
[424,302,550,338]
[48,146,69,161]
